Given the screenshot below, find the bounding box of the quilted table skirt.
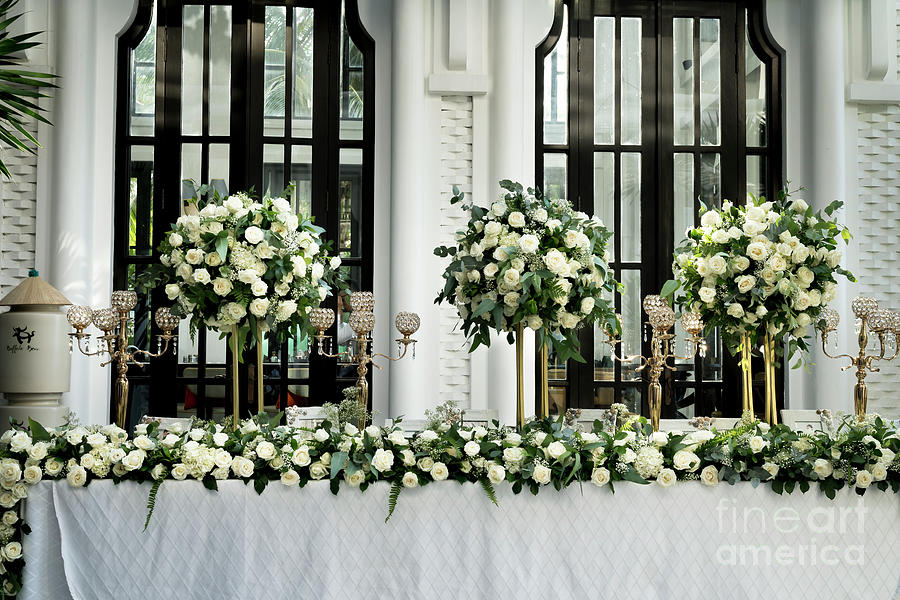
[20,479,900,600]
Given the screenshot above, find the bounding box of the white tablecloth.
[21,479,900,600]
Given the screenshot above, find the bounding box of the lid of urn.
[0,270,71,307]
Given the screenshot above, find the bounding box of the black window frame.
[535,0,784,420]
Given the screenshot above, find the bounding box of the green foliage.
[143,479,162,532]
[479,477,499,507]
[385,481,402,523]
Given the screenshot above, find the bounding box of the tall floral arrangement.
[669,188,853,362]
[434,181,618,362]
[141,185,346,343]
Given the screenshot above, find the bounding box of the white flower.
[430,462,449,481]
[255,441,276,461]
[244,226,265,245]
[825,249,842,268]
[66,465,87,487]
[463,440,481,457]
[736,275,756,294]
[711,229,730,244]
[212,278,233,296]
[416,456,434,472]
[503,447,525,464]
[344,469,365,487]
[491,201,507,216]
[484,221,503,237]
[790,197,809,212]
[559,311,580,329]
[314,429,330,443]
[621,448,636,464]
[169,232,183,247]
[502,268,520,288]
[673,450,700,471]
[402,471,419,488]
[250,279,268,297]
[507,211,526,228]
[249,298,270,317]
[634,446,664,479]
[209,432,228,447]
[547,441,567,460]
[165,283,181,300]
[762,462,779,480]
[3,542,22,561]
[727,303,744,318]
[231,456,255,478]
[23,465,42,485]
[650,431,669,446]
[855,469,873,489]
[812,459,833,479]
[531,463,551,485]
[746,242,768,261]
[708,256,727,275]
[733,256,750,271]
[700,465,719,486]
[700,211,722,228]
[275,300,297,321]
[303,462,326,480]
[133,435,155,451]
[698,287,716,304]
[28,442,49,461]
[44,458,63,477]
[213,449,232,470]
[486,462,505,484]
[1,511,17,526]
[371,448,395,473]
[543,249,569,275]
[8,431,31,454]
[870,463,887,481]
[748,436,767,453]
[580,297,595,314]
[590,466,610,487]
[517,234,540,254]
[311,262,325,281]
[277,469,299,487]
[656,468,677,488]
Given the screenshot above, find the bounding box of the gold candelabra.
[603,295,707,431]
[309,292,420,430]
[817,297,899,418]
[66,291,180,429]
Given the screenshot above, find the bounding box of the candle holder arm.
[69,334,108,358]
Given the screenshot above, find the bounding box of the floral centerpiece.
[434,180,619,363]
[140,184,346,344]
[0,410,896,595]
[669,188,854,363]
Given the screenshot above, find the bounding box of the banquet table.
[21,479,900,600]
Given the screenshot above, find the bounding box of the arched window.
[536,0,783,420]
[114,0,374,426]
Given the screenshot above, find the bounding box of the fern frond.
[385,481,402,523]
[143,479,162,532]
[480,477,499,507]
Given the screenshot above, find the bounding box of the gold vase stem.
[763,332,777,425]
[231,324,240,430]
[540,343,549,419]
[256,326,264,415]
[516,323,525,429]
[740,333,753,415]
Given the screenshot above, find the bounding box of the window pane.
[702,329,723,381]
[746,155,766,201]
[262,143,286,197]
[672,318,696,382]
[543,153,567,200]
[672,18,694,146]
[745,13,767,147]
[673,153,694,246]
[264,6,286,135]
[700,153,721,207]
[339,148,363,257]
[699,19,720,146]
[129,5,156,135]
[620,18,642,145]
[294,7,314,136]
[338,7,363,140]
[621,269,641,381]
[593,152,615,261]
[209,144,229,193]
[181,143,202,203]
[620,152,641,262]
[593,324,614,382]
[543,5,568,145]
[128,146,154,256]
[290,145,312,217]
[621,386,641,416]
[209,6,232,136]
[593,17,614,145]
[181,5,204,136]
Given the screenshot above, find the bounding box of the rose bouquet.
[669,188,854,363]
[434,180,618,362]
[140,184,346,345]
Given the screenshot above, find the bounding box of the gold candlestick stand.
[818,297,899,418]
[603,295,706,431]
[310,292,420,431]
[67,291,179,429]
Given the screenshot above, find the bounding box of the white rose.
[698,287,716,304]
[621,448,636,464]
[591,467,610,487]
[580,297,595,314]
[417,457,435,472]
[749,436,767,453]
[650,431,669,447]
[518,234,539,254]
[870,463,887,481]
[502,268,520,287]
[249,298,270,318]
[430,462,449,481]
[28,442,49,460]
[812,459,833,479]
[371,448,395,473]
[484,221,503,237]
[543,249,568,275]
[402,471,419,488]
[23,465,42,485]
[463,440,481,457]
[708,256,727,275]
[825,249,842,268]
[711,229,730,244]
[168,232,183,247]
[249,279,268,297]
[491,201,507,216]
[792,245,810,264]
[657,468,677,488]
[212,277,233,296]
[44,458,63,477]
[559,311,580,329]
[531,463,552,485]
[547,441,567,460]
[309,429,329,443]
[727,303,744,318]
[790,197,809,212]
[762,462,779,479]
[700,465,719,486]
[733,256,750,272]
[254,441,276,461]
[673,450,699,471]
[700,211,722,228]
[746,242,768,261]
[736,275,756,294]
[855,469,873,489]
[311,262,325,281]
[1,511,17,526]
[487,463,506,484]
[508,211,526,228]
[303,462,325,480]
[133,435,155,451]
[165,283,181,300]
[3,542,22,561]
[244,226,264,245]
[66,465,87,487]
[275,300,297,321]
[344,469,365,487]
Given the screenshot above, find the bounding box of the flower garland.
[139,184,346,344]
[434,180,619,362]
[669,188,853,361]
[0,412,896,595]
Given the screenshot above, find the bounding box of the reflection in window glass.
[621,18,642,145]
[130,4,156,135]
[699,19,720,146]
[700,153,721,207]
[673,153,694,246]
[209,144,229,192]
[264,6,286,134]
[339,5,363,140]
[593,17,614,145]
[621,269,642,381]
[672,18,694,146]
[209,6,232,136]
[746,155,766,200]
[620,153,641,262]
[593,152,615,261]
[290,145,312,217]
[294,7,314,136]
[543,153,567,200]
[262,143,286,197]
[543,6,568,145]
[181,5,204,136]
[128,146,154,256]
[339,148,363,257]
[181,143,202,202]
[745,13,767,147]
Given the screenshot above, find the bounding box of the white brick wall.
[0,116,39,297]
[856,103,900,419]
[438,96,474,408]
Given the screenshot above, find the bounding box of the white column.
[389,0,440,419]
[46,0,137,424]
[768,0,854,412]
